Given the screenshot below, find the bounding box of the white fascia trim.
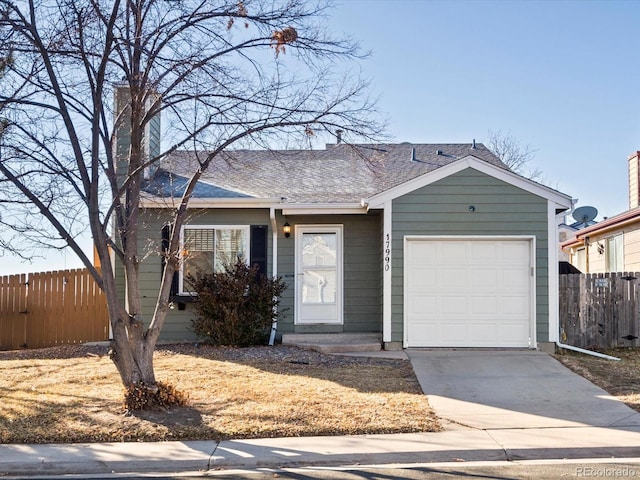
[282,204,368,215]
[383,201,392,343]
[140,196,280,209]
[365,156,573,209]
[548,200,560,343]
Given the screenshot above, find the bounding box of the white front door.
[295,225,343,324]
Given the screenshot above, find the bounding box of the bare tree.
[487,129,544,182]
[0,0,382,403]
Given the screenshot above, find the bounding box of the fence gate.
[560,272,640,349]
[0,269,109,350]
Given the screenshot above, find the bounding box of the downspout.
[585,236,590,273]
[555,341,620,361]
[268,207,278,346]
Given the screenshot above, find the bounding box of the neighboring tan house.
[558,220,580,263]
[562,151,640,273]
[119,137,572,352]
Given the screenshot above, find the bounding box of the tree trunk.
[108,312,157,389]
[101,252,174,392]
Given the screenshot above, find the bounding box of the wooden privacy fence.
[0,268,109,350]
[560,272,640,349]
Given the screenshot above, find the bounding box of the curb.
[3,429,640,475]
[0,441,216,476]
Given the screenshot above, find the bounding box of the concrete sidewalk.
[2,427,640,475]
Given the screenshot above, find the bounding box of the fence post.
[0,274,28,350]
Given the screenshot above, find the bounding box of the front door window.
[301,233,337,304]
[295,226,343,324]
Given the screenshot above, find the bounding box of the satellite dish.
[572,206,598,224]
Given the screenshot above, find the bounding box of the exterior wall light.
[283,221,291,238]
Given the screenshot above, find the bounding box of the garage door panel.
[440,242,467,259]
[408,321,439,344]
[467,323,500,344]
[502,268,530,290]
[470,242,498,262]
[470,296,498,315]
[440,324,468,343]
[469,268,497,289]
[500,241,530,260]
[440,268,467,288]
[406,238,533,348]
[499,323,531,344]
[407,266,437,289]
[441,296,467,314]
[500,295,531,320]
[408,241,438,262]
[406,294,437,314]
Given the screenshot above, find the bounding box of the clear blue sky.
[331,0,640,217]
[3,0,639,274]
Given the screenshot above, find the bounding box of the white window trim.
[605,233,624,273]
[179,224,250,294]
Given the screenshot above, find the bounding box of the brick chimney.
[113,83,161,185]
[630,151,640,209]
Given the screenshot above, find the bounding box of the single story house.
[127,140,572,352]
[562,151,640,273]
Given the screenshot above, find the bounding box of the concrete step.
[281,333,382,354]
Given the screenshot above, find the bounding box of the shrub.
[189,260,287,346]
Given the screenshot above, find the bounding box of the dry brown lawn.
[0,344,440,444]
[555,347,640,413]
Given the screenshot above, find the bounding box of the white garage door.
[405,238,533,348]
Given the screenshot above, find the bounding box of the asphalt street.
[5,460,640,480]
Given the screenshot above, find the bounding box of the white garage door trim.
[403,235,536,349]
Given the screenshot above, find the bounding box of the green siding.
[276,213,382,334]
[391,168,549,344]
[136,208,272,342]
[126,208,382,342]
[120,168,551,345]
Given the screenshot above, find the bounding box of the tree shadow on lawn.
[0,343,439,444]
[131,403,206,429]
[0,391,227,444]
[156,343,424,396]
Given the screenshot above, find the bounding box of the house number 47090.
[384,234,391,271]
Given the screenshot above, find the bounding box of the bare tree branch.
[0,0,383,396]
[487,129,545,183]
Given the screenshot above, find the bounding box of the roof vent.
[436,149,443,155]
[410,147,417,162]
[472,139,476,149]
[335,129,343,144]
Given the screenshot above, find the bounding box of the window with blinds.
[181,226,249,293]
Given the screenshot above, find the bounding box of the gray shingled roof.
[147,143,506,204]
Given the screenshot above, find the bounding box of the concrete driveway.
[406,349,640,430]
